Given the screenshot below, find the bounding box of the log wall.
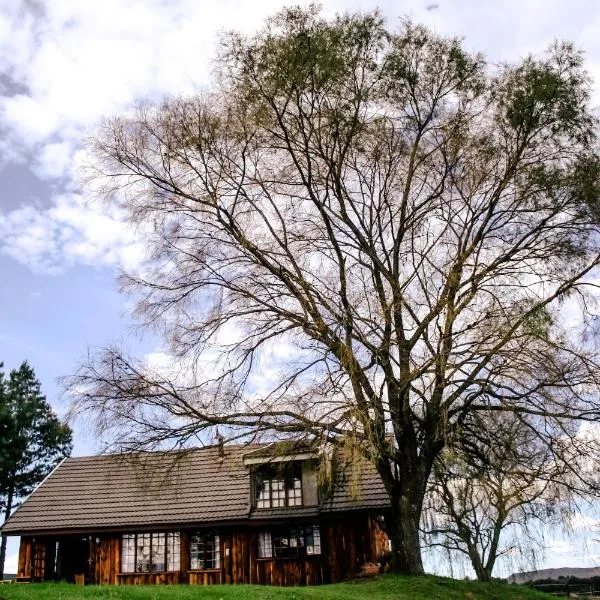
[16,511,388,586]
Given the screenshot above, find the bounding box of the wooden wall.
[188,570,222,585]
[91,536,120,584]
[17,536,49,581]
[322,514,387,582]
[370,515,390,558]
[117,572,187,585]
[17,536,32,579]
[16,512,388,586]
[255,557,323,585]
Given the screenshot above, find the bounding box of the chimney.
[215,429,224,458]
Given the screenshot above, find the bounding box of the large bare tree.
[69,8,600,574]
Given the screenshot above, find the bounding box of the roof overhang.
[243,451,317,466]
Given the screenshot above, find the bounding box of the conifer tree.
[0,362,72,579]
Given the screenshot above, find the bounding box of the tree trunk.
[376,427,438,576]
[475,565,493,582]
[387,505,424,575]
[476,515,502,582]
[384,471,428,576]
[0,533,7,581]
[0,484,15,580]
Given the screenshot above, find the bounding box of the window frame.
[258,524,321,559]
[120,532,180,573]
[254,463,303,509]
[189,531,221,571]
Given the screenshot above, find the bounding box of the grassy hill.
[0,575,549,599]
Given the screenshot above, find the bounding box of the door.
[57,536,91,582]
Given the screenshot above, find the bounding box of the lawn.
[0,576,549,600]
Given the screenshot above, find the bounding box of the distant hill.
[509,567,600,583]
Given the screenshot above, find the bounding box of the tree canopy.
[70,7,600,574]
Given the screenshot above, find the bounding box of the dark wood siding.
[92,536,120,584]
[16,512,388,586]
[17,537,52,581]
[17,536,32,579]
[188,570,222,585]
[117,572,187,585]
[255,558,323,585]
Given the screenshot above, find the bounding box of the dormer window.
[254,463,302,508]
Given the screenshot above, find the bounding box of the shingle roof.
[2,444,389,535]
[320,459,391,513]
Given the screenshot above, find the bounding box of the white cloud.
[0,0,317,163]
[32,141,73,179]
[1,0,600,275]
[0,0,320,273]
[1,94,59,145]
[2,0,600,165]
[145,351,194,387]
[0,193,143,274]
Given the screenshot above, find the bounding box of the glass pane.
[258,531,273,558]
[214,535,221,568]
[151,533,166,572]
[272,479,285,507]
[269,525,320,558]
[287,478,303,506]
[122,535,136,573]
[167,532,180,571]
[190,532,219,570]
[307,525,321,555]
[137,533,151,572]
[256,478,270,508]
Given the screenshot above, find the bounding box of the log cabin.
[1,443,390,586]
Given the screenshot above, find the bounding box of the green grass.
[0,575,549,600]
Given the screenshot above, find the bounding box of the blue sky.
[2,0,600,577]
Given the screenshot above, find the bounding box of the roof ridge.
[67,441,268,460]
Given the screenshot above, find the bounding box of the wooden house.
[1,443,390,586]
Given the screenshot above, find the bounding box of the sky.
[2,0,600,578]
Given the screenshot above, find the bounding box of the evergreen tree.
[0,362,72,578]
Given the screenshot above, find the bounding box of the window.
[258,525,321,558]
[255,464,303,508]
[190,532,220,570]
[258,530,272,558]
[121,532,180,573]
[166,532,180,571]
[32,543,46,579]
[122,535,136,573]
